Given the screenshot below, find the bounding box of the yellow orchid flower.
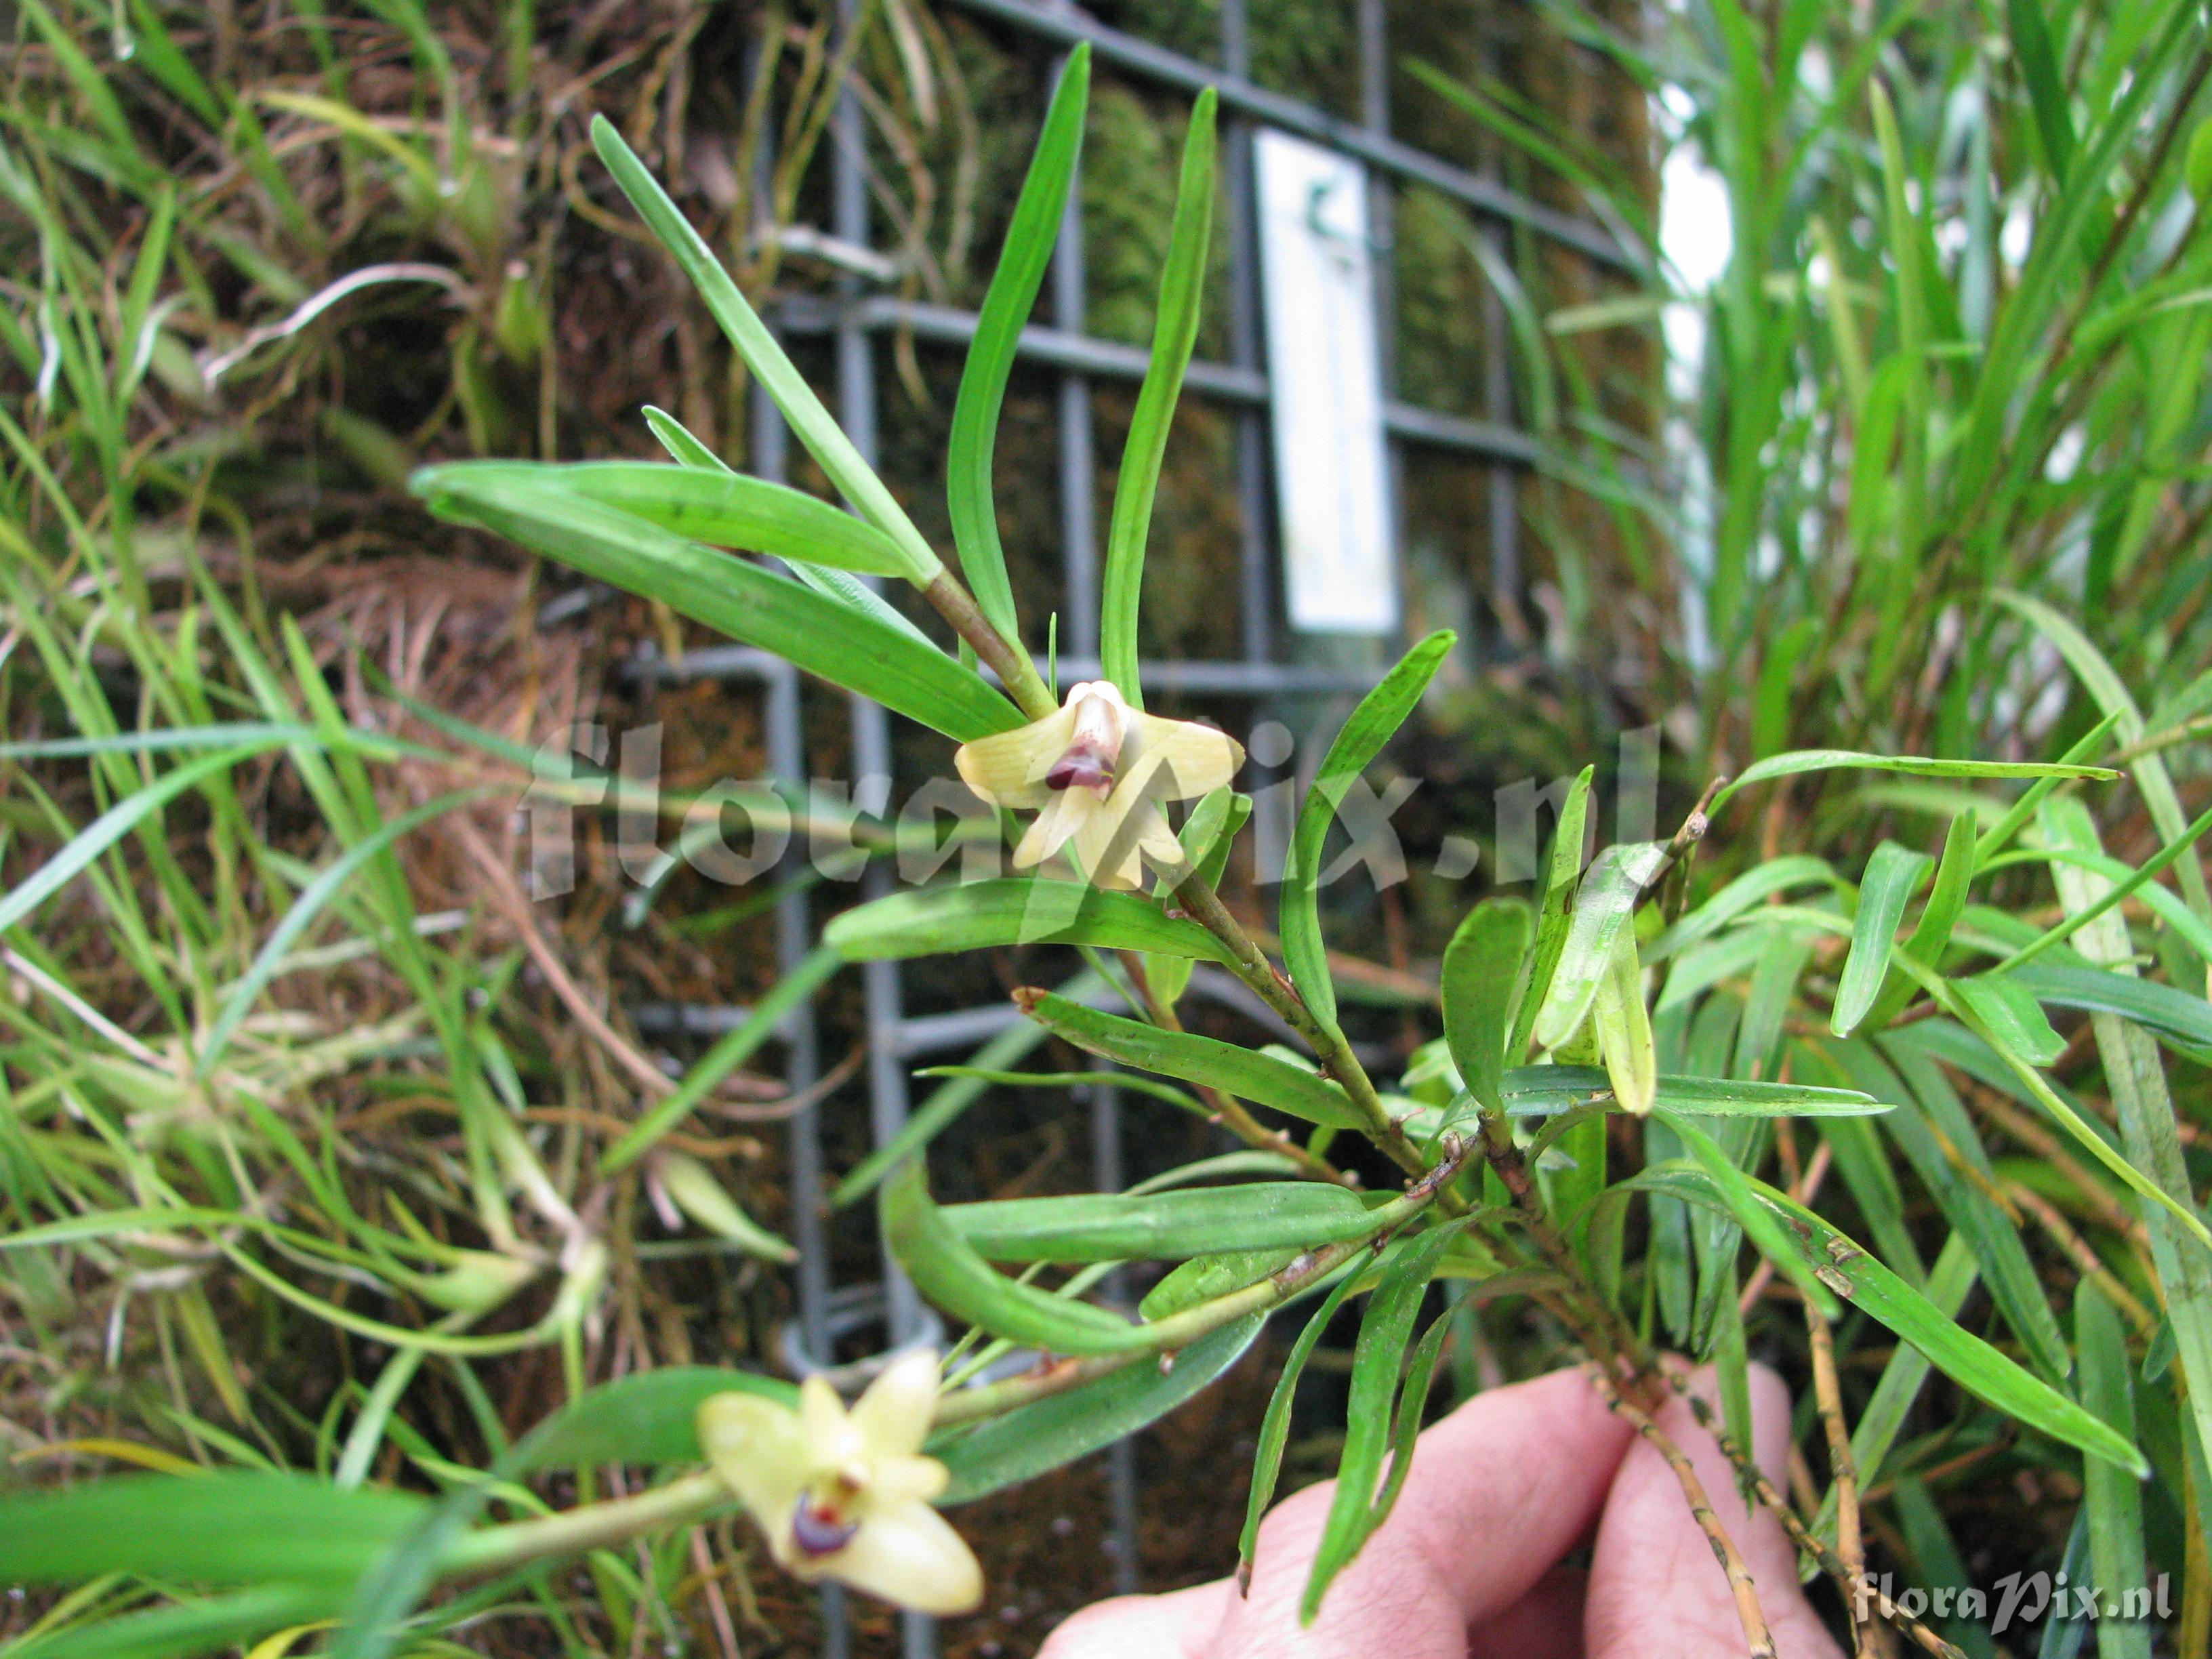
[955,679,1244,890]
[696,1351,981,1616]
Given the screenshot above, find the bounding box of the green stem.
[1168,868,1433,1185]
[439,1469,728,1580]
[922,570,1054,720]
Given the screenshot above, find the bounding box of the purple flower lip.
[1045,750,1114,793]
[792,1496,860,1559]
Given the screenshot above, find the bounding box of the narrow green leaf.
[1441,897,1532,1115]
[9,1586,328,1659]
[1591,927,1656,1115]
[1507,766,1594,1061]
[590,116,941,581]
[1282,632,1456,1029]
[1013,990,1363,1129]
[1498,1065,1884,1118]
[440,460,916,573]
[416,472,1020,742]
[1660,1110,1839,1317]
[1952,974,2065,1066]
[1832,841,1930,1036]
[1141,1245,1305,1320]
[945,1182,1380,1263]
[1099,90,1216,703]
[642,404,934,643]
[2006,0,2075,176]
[512,1367,796,1473]
[934,1310,1263,1503]
[948,46,1089,644]
[1712,750,2115,813]
[1533,839,1668,1050]
[2043,797,2212,1519]
[1645,854,1836,963]
[882,1161,1147,1354]
[1240,1262,1366,1577]
[2076,1280,2151,1659]
[1811,1234,1978,1553]
[2009,962,2212,1054]
[0,745,271,936]
[823,879,1231,964]
[1867,812,1977,1025]
[1734,1171,2146,1475]
[0,1473,427,1588]
[1302,1225,1462,1620]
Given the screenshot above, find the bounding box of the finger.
[1038,1578,1233,1659]
[1467,1565,1586,1659]
[1586,1363,1844,1659]
[1206,1366,1635,1657]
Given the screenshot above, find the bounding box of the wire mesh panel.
[634,2,1627,1650]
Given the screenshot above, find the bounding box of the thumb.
[1585,1364,1845,1659]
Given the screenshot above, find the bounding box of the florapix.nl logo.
[518,719,1669,903]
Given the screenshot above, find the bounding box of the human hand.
[1038,1363,1845,1659]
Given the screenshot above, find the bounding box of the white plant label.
[1254,129,1398,635]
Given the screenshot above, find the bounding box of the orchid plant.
[10,39,2210,1659]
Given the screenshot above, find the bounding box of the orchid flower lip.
[696,1348,983,1615]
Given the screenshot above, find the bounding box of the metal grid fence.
[634,3,1625,1651]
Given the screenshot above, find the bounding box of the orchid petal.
[1012,787,1089,869]
[851,1350,940,1459]
[869,1452,950,1507]
[954,703,1076,808]
[1125,713,1242,802]
[697,1393,810,1532]
[810,1502,984,1616]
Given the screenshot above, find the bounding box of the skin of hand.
[1038,1362,1847,1659]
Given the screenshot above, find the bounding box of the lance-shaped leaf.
[416,470,1021,742]
[642,403,933,642]
[945,1182,1382,1263]
[1507,766,1594,1060]
[1494,1065,1884,1118]
[1442,896,1532,1115]
[1100,89,1216,704]
[1533,838,1668,1050]
[1711,748,2116,813]
[432,460,915,573]
[1282,631,1456,1029]
[882,1161,1148,1354]
[949,45,1089,644]
[1302,1224,1464,1620]
[591,116,941,581]
[1865,811,1977,1025]
[1665,1160,2147,1475]
[2009,962,2212,1054]
[1013,989,1364,1128]
[933,1311,1264,1503]
[0,1472,428,1589]
[1952,972,2065,1065]
[824,879,1232,964]
[1832,840,1930,1036]
[1591,926,1656,1115]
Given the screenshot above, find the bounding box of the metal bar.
[942,0,1633,272]
[743,51,851,1655]
[831,5,930,1652]
[770,294,1543,466]
[637,646,1391,695]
